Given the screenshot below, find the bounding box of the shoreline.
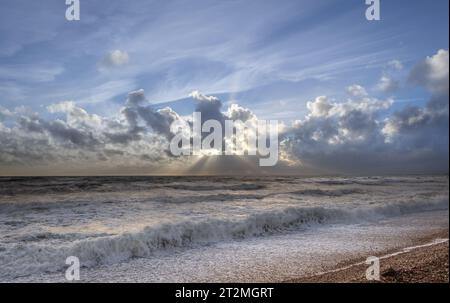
[3,211,448,282]
[285,230,449,283]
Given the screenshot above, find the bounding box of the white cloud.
[0,51,448,174]
[225,104,256,122]
[189,90,220,102]
[290,90,392,145]
[388,60,403,70]
[0,106,12,120]
[99,50,130,69]
[346,84,368,98]
[383,50,449,144]
[409,49,449,94]
[0,90,176,170]
[47,101,77,114]
[377,75,399,93]
[306,96,333,117]
[48,101,103,129]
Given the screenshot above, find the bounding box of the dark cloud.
[119,89,179,140]
[0,51,448,175]
[125,89,146,107]
[279,50,449,174]
[136,106,177,139]
[281,93,393,173]
[19,116,100,148]
[380,50,449,172]
[0,92,173,169]
[190,90,225,126]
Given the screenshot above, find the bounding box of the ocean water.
[0,175,448,282]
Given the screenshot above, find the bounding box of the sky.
[0,0,448,176]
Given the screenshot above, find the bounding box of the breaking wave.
[0,196,447,279]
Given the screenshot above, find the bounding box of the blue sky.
[0,0,448,175]
[0,0,448,118]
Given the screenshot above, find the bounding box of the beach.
[0,175,448,283]
[287,230,449,283]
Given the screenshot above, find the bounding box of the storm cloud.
[281,50,449,174]
[0,50,448,175]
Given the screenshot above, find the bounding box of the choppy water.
[0,175,448,281]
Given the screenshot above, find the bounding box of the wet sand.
[286,230,449,283]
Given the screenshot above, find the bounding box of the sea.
[0,175,448,282]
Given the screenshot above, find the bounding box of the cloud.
[0,90,177,171]
[280,76,447,174]
[99,50,130,69]
[346,85,368,98]
[225,104,256,122]
[377,75,399,93]
[189,90,220,103]
[190,90,225,126]
[306,96,333,117]
[0,51,448,175]
[122,89,179,140]
[125,89,146,107]
[409,49,449,94]
[388,60,403,70]
[101,89,181,145]
[383,49,449,151]
[47,101,103,130]
[135,106,178,139]
[382,104,448,143]
[286,86,390,146]
[0,106,12,121]
[19,115,100,148]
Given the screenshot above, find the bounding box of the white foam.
[0,194,447,279]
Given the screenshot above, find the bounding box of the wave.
[163,183,266,191]
[0,195,448,279]
[11,232,114,243]
[0,176,270,196]
[311,176,447,186]
[153,188,362,204]
[155,193,266,203]
[287,188,364,197]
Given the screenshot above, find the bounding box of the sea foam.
[0,193,447,279]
